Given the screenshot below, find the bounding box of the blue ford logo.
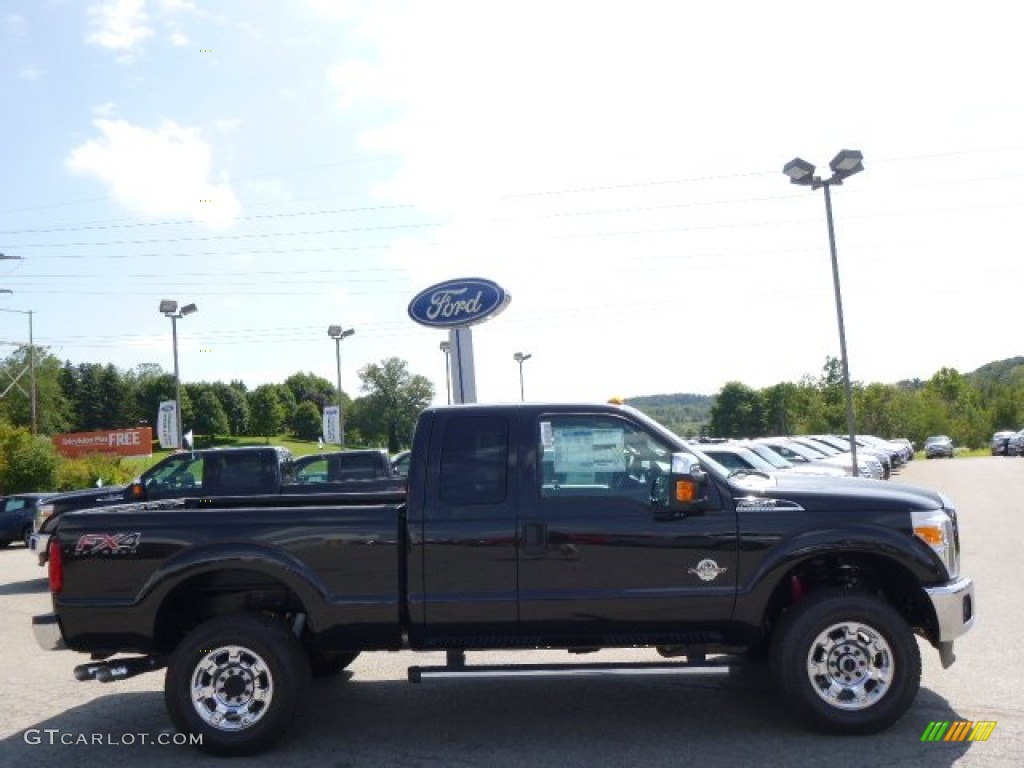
[408,278,511,328]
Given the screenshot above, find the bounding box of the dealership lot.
[1,458,1021,767]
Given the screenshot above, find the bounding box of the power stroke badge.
[74,532,141,556]
[688,558,727,582]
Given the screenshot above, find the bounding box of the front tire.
[771,590,920,734]
[165,614,309,756]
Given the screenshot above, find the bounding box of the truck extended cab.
[33,403,975,756]
[292,448,405,494]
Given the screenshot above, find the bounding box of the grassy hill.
[627,392,714,438]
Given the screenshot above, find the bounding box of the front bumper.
[924,576,975,668]
[33,613,66,651]
[29,532,50,565]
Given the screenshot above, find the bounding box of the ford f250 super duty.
[32,402,975,756]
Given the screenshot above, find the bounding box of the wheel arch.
[143,546,332,654]
[739,548,942,650]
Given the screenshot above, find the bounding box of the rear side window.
[439,416,508,506]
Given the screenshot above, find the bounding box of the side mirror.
[652,453,709,519]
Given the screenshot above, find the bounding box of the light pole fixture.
[513,352,532,402]
[783,149,864,475]
[0,303,37,434]
[327,325,355,447]
[160,299,198,449]
[439,340,452,405]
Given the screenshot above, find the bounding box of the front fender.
[732,524,945,630]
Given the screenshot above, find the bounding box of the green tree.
[193,390,230,442]
[352,358,434,452]
[248,385,284,443]
[212,382,250,436]
[284,371,338,411]
[0,422,59,493]
[292,401,322,440]
[709,381,765,438]
[0,347,73,435]
[274,384,298,430]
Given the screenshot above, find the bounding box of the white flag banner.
[157,400,179,449]
[323,406,341,445]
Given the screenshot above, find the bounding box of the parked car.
[923,435,955,459]
[889,438,915,460]
[1006,430,1024,457]
[752,437,882,479]
[0,492,52,548]
[391,450,411,477]
[991,430,1016,456]
[738,441,849,478]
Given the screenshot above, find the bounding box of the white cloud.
[17,66,43,80]
[213,118,241,133]
[92,101,117,116]
[307,0,364,20]
[168,30,189,46]
[86,0,153,55]
[66,118,241,226]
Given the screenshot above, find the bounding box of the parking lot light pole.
[439,341,452,405]
[327,325,355,447]
[513,352,532,402]
[160,300,198,449]
[783,149,864,475]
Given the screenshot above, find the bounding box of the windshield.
[743,443,793,469]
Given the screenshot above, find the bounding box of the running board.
[408,657,739,683]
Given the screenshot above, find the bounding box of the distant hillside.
[968,356,1024,389]
[627,392,714,438]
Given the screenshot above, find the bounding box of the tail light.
[48,539,63,593]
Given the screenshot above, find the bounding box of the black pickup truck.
[33,402,975,756]
[31,445,405,563]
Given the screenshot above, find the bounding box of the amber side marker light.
[675,481,696,503]
[913,523,945,547]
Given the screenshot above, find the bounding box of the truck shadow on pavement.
[1,675,975,768]
[0,576,48,595]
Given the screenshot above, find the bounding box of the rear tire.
[164,614,309,756]
[771,590,920,734]
[21,525,32,547]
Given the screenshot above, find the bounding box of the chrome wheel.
[806,622,893,711]
[190,645,274,731]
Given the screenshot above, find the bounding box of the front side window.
[439,415,508,506]
[144,454,204,495]
[539,415,670,502]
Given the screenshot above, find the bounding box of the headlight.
[35,503,54,528]
[912,509,959,579]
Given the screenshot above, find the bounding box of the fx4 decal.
[74,532,142,556]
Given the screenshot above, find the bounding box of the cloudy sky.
[1,0,1021,406]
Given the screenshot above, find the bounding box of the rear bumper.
[33,613,66,651]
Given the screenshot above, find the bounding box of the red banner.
[52,428,154,459]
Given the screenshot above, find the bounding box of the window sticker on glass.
[554,428,625,473]
[540,421,554,448]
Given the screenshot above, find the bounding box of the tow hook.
[74,655,167,683]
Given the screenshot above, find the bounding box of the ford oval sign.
[408,278,511,328]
